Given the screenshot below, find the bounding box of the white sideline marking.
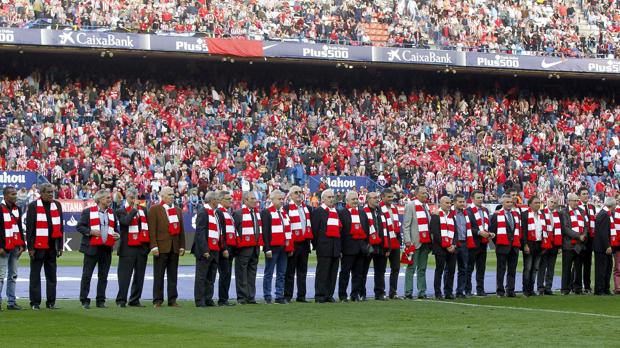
[422,299,620,319]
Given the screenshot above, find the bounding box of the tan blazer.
[148,204,186,254]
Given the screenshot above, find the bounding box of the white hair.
[604,197,617,207]
[321,189,334,201]
[93,189,110,203]
[270,189,284,200]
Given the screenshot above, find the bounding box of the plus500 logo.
[476,55,519,68]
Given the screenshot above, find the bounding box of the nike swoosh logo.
[541,59,563,69]
[262,44,278,50]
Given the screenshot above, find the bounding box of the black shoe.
[117,303,127,308]
[375,296,387,301]
[496,293,505,298]
[326,297,336,303]
[561,292,571,296]
[195,304,207,308]
[417,295,428,300]
[584,289,592,294]
[360,296,368,302]
[435,295,444,300]
[82,303,90,309]
[389,295,403,300]
[264,299,273,304]
[465,292,473,297]
[340,298,349,303]
[248,300,258,304]
[96,303,107,308]
[237,300,248,305]
[445,294,455,300]
[218,301,235,307]
[476,292,487,297]
[456,294,466,299]
[404,295,414,300]
[296,298,309,303]
[507,292,517,298]
[544,290,554,296]
[574,290,583,295]
[7,304,22,310]
[128,303,146,308]
[206,300,216,307]
[274,299,287,305]
[31,305,40,311]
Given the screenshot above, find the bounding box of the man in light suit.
[403,185,432,299]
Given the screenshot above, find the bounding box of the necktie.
[251,211,258,237]
[506,211,514,231]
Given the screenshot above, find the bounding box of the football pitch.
[3,296,619,347]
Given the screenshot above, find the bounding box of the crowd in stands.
[0,53,619,213]
[0,0,619,58]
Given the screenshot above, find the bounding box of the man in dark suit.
[338,190,368,302]
[489,194,520,297]
[312,189,341,303]
[25,183,64,310]
[465,190,491,297]
[148,186,186,308]
[560,193,587,295]
[283,186,312,303]
[381,189,401,299]
[192,190,220,307]
[215,190,235,306]
[520,195,543,297]
[578,187,596,294]
[76,189,120,309]
[431,196,457,300]
[593,197,615,296]
[0,186,26,310]
[115,188,149,307]
[538,196,561,295]
[359,192,391,301]
[233,191,261,305]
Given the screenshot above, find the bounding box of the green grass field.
[3,296,619,347]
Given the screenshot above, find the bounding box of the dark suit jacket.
[192,207,219,260]
[148,204,186,254]
[115,206,149,257]
[76,207,117,256]
[261,208,284,254]
[338,207,368,256]
[593,210,611,253]
[283,203,311,254]
[0,202,24,250]
[232,208,260,257]
[359,206,387,255]
[489,209,519,255]
[25,200,64,254]
[431,213,457,256]
[560,207,584,252]
[311,206,341,258]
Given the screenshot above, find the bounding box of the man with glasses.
[561,193,587,295]
[283,186,312,303]
[26,183,64,310]
[311,189,341,303]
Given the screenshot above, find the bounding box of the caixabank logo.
[43,30,149,49]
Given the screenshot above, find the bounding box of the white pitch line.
[421,299,620,319]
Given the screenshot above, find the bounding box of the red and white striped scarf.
[162,203,180,236]
[496,209,521,247]
[321,204,341,238]
[203,204,220,251]
[238,204,262,247]
[34,199,62,249]
[126,203,149,246]
[413,199,431,244]
[524,206,537,242]
[470,204,489,244]
[439,209,455,248]
[267,204,286,247]
[1,201,23,250]
[280,208,294,253]
[346,204,366,240]
[569,208,585,245]
[89,205,116,247]
[218,204,236,247]
[379,201,399,234]
[540,210,553,249]
[543,208,562,246]
[579,201,596,237]
[603,206,619,247]
[287,201,312,241]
